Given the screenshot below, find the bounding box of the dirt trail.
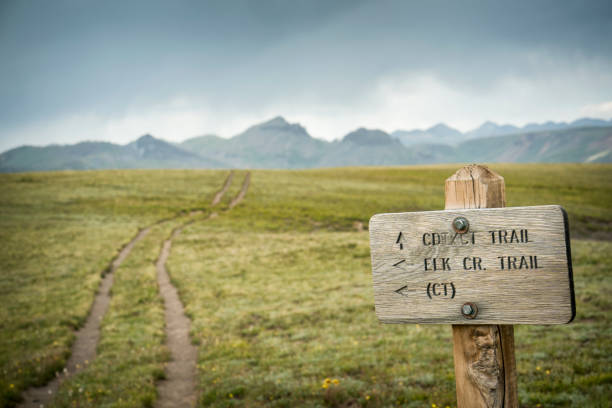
[228,172,251,209]
[18,228,151,408]
[154,172,250,407]
[211,171,235,207]
[154,223,198,408]
[19,171,241,407]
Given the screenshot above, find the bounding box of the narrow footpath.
[18,172,238,408]
[18,228,151,408]
[154,222,198,408]
[211,171,235,207]
[154,172,251,408]
[229,172,251,209]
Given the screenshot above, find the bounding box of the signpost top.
[369,205,575,325]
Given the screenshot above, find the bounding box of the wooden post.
[445,165,518,408]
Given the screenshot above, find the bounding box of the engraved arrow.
[392,260,419,298]
[391,260,424,280]
[393,259,409,272]
[393,259,418,277]
[394,284,421,298]
[395,285,410,297]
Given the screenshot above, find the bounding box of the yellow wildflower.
[536,366,541,371]
[321,383,329,389]
[545,370,551,375]
[365,395,371,400]
[229,393,233,398]
[9,384,14,389]
[332,379,339,385]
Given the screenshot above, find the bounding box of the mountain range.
[392,118,612,146]
[1,116,611,172]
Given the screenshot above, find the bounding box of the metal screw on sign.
[453,216,469,234]
[461,302,478,319]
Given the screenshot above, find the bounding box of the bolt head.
[461,302,478,319]
[462,304,474,315]
[452,217,469,233]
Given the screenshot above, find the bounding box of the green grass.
[170,224,456,407]
[168,220,611,407]
[0,170,225,407]
[1,164,611,407]
[221,164,612,237]
[50,218,197,408]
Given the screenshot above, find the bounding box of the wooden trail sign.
[370,205,575,324]
[368,165,576,408]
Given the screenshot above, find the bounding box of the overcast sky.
[1,0,611,151]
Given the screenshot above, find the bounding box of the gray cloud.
[1,0,611,150]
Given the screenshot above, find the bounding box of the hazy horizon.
[4,114,612,152]
[1,0,611,152]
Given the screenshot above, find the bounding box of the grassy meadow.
[0,164,611,407]
[0,170,229,406]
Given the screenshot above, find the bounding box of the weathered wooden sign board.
[370,205,575,325]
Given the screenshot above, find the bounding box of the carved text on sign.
[369,205,575,324]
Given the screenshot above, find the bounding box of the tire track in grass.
[18,227,151,408]
[18,171,236,408]
[211,171,235,207]
[154,222,198,408]
[155,172,250,408]
[228,172,251,209]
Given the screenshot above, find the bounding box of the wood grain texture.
[452,324,518,408]
[445,165,505,210]
[498,325,518,408]
[446,165,517,408]
[369,205,574,324]
[452,325,504,407]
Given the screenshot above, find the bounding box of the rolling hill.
[453,126,612,163]
[0,134,227,172]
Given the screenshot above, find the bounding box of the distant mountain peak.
[429,123,454,131]
[126,133,193,160]
[132,134,158,144]
[478,121,499,129]
[427,123,463,138]
[242,116,311,140]
[392,123,463,146]
[342,128,396,145]
[570,117,612,127]
[466,121,520,139]
[254,116,299,131]
[262,116,289,127]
